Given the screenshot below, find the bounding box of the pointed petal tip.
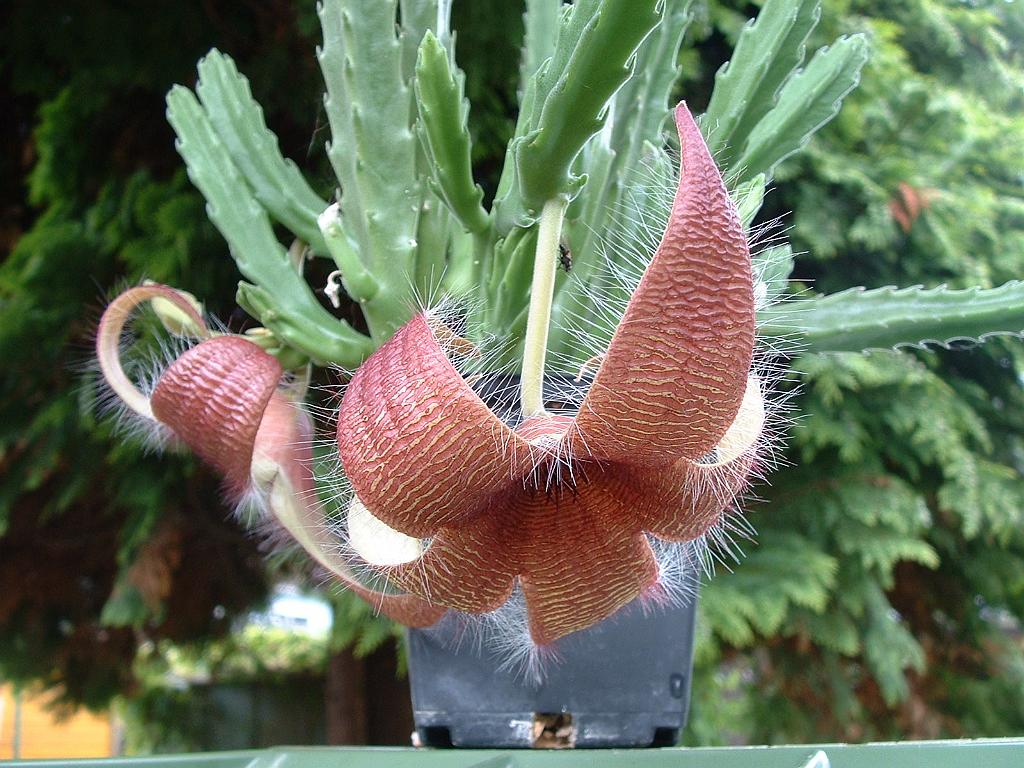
[573,99,755,465]
[673,101,704,146]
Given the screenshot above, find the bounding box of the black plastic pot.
[406,374,700,749]
[408,590,698,748]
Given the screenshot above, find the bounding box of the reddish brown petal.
[255,395,445,628]
[388,472,659,644]
[337,313,532,538]
[517,480,659,645]
[151,336,281,495]
[348,583,447,628]
[390,494,519,614]
[573,102,755,465]
[614,456,754,542]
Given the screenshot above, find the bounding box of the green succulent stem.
[701,0,820,167]
[492,0,662,232]
[519,0,561,95]
[758,282,1024,354]
[521,197,568,418]
[194,50,331,254]
[318,204,380,302]
[166,85,373,366]
[318,0,422,341]
[414,31,489,234]
[161,0,1020,388]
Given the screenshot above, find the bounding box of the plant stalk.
[520,197,568,417]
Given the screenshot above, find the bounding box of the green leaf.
[702,0,821,166]
[414,31,489,233]
[100,582,150,629]
[793,608,860,655]
[519,0,561,95]
[165,85,373,365]
[942,460,1024,543]
[194,49,331,254]
[758,281,1024,354]
[836,519,940,573]
[318,0,423,340]
[734,34,870,183]
[862,586,925,705]
[701,532,838,646]
[494,0,662,229]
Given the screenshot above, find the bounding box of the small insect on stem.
[558,241,573,273]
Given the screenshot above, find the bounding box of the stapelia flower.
[337,103,765,645]
[97,285,444,628]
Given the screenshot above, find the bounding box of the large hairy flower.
[96,285,444,629]
[338,104,764,645]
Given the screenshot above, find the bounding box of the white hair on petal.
[408,587,560,687]
[646,538,702,609]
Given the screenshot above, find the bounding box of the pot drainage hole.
[532,712,575,748]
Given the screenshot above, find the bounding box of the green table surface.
[6,739,1023,768]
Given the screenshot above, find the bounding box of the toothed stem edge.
[758,281,1024,354]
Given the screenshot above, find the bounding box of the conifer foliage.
[686,0,1024,743]
[0,1,323,709]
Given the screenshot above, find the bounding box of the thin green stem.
[520,197,568,417]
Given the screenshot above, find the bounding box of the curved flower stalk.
[96,285,444,628]
[337,104,767,646]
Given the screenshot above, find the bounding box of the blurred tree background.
[1,0,1022,750]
